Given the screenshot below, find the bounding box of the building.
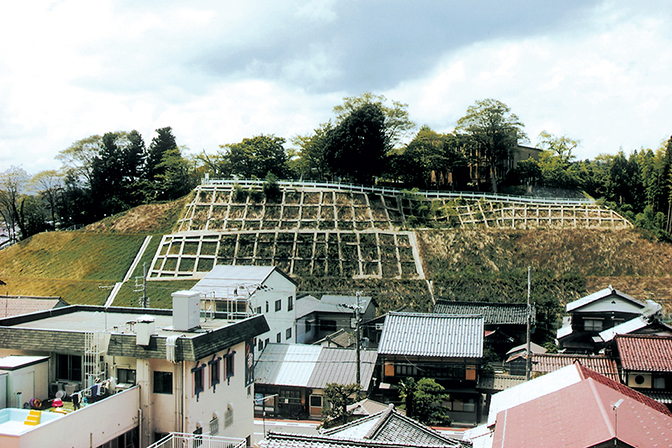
[434,301,534,358]
[295,294,376,345]
[556,286,660,353]
[377,312,484,425]
[254,344,378,420]
[0,290,269,447]
[189,265,297,352]
[261,404,468,448]
[467,362,672,448]
[611,334,672,407]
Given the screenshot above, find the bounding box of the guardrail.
[200,178,595,205]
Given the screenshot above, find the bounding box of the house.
[0,295,69,318]
[261,404,468,448]
[313,329,356,348]
[526,353,619,381]
[556,286,659,353]
[0,290,269,447]
[433,301,534,358]
[466,362,672,448]
[189,265,296,352]
[377,312,484,425]
[295,294,376,345]
[610,334,672,407]
[254,344,378,420]
[502,342,546,376]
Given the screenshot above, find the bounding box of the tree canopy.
[456,99,527,192]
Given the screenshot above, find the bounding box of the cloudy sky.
[1,0,671,175]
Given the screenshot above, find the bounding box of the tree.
[31,170,63,230]
[322,383,362,427]
[56,135,102,188]
[398,378,451,426]
[456,99,527,192]
[536,131,581,189]
[155,147,197,200]
[325,103,387,184]
[291,122,333,180]
[219,134,290,179]
[333,92,415,149]
[146,127,178,182]
[390,126,466,188]
[0,166,30,241]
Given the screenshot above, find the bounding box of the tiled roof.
[262,432,469,448]
[491,378,672,448]
[478,374,526,392]
[433,301,534,325]
[615,334,672,372]
[530,353,619,381]
[254,344,378,390]
[347,399,393,416]
[378,312,483,358]
[0,296,67,318]
[322,405,466,447]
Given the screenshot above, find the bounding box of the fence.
[149,433,247,448]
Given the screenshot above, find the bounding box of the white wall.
[1,386,140,448]
[250,271,296,348]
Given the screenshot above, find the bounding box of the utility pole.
[526,266,532,381]
[355,291,362,388]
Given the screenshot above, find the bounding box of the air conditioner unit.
[627,372,652,389]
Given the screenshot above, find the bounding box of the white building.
[190,265,297,352]
[0,291,269,447]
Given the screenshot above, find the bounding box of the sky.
[1,0,671,175]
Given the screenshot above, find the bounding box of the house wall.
[296,315,317,345]
[5,361,48,407]
[249,271,296,348]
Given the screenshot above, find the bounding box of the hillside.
[1,181,670,339]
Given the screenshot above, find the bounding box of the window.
[255,306,262,315]
[286,327,292,340]
[209,356,221,391]
[225,351,235,382]
[191,363,206,399]
[56,354,82,382]
[117,368,136,385]
[288,296,294,311]
[394,363,417,376]
[584,319,603,332]
[258,339,264,351]
[224,405,233,428]
[276,332,282,343]
[320,320,337,332]
[310,395,323,408]
[153,371,173,394]
[264,338,269,347]
[275,299,282,312]
[209,414,219,435]
[265,301,269,313]
[654,377,666,389]
[305,320,312,332]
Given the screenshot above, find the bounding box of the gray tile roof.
[262,432,469,448]
[254,344,378,390]
[433,301,534,326]
[378,312,483,358]
[0,296,68,318]
[321,405,466,447]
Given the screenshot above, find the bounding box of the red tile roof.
[615,334,672,372]
[492,378,672,447]
[531,353,619,381]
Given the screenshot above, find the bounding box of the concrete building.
[0,290,268,447]
[189,265,297,352]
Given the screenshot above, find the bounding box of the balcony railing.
[149,432,247,448]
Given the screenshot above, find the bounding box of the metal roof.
[616,334,672,372]
[378,312,483,358]
[190,265,296,298]
[566,286,645,312]
[0,296,68,318]
[253,344,378,390]
[433,301,534,325]
[491,378,672,448]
